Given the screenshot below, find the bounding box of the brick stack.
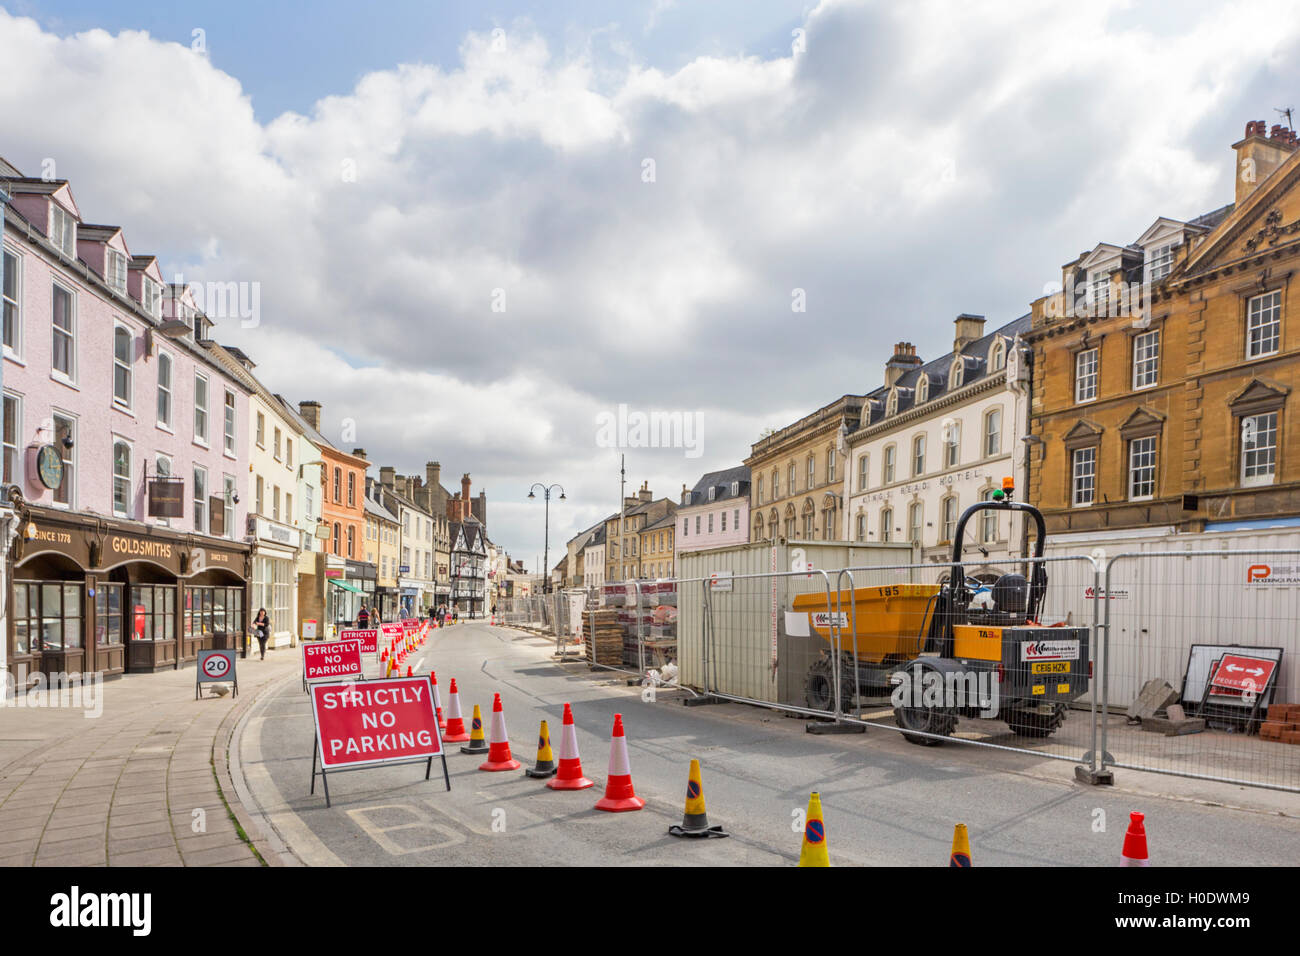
[582,609,622,666]
[1259,704,1300,743]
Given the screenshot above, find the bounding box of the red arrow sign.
[1210,654,1277,694]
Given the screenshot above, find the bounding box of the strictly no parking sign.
[311,677,443,769]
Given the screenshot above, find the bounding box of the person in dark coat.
[252,608,271,660]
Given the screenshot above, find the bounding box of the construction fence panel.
[1101,550,1300,793]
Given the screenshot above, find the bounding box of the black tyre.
[894,702,958,746]
[804,655,855,713]
[1005,704,1067,738]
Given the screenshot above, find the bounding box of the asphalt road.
[236,622,1300,867]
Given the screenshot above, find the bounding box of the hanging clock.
[36,444,64,490]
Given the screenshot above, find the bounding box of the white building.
[842,315,1032,573]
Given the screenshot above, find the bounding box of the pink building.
[674,466,751,563]
[2,158,251,683]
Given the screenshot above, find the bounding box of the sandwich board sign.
[303,639,363,692]
[339,627,378,655]
[196,649,238,700]
[308,676,450,806]
[380,622,403,643]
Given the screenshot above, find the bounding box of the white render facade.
[843,319,1032,569]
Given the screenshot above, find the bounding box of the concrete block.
[1141,715,1206,736]
[1127,679,1179,722]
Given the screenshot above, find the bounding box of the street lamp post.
[527,483,565,595]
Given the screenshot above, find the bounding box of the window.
[981,490,998,542]
[1146,242,1176,283]
[883,445,896,483]
[14,582,82,653]
[142,278,162,319]
[193,466,207,532]
[733,508,739,531]
[1242,412,1278,486]
[255,475,264,516]
[708,513,714,534]
[807,456,816,489]
[1246,291,1281,359]
[991,340,1006,371]
[912,434,925,477]
[756,476,764,504]
[3,247,20,354]
[789,463,796,492]
[917,376,929,402]
[856,513,866,541]
[194,374,209,443]
[50,205,76,259]
[286,441,293,469]
[908,502,923,544]
[333,522,340,555]
[858,454,869,491]
[681,519,687,536]
[225,477,237,538]
[1088,271,1110,316]
[720,511,726,532]
[333,468,341,502]
[772,469,779,499]
[347,526,354,559]
[944,422,961,468]
[886,390,898,416]
[53,414,75,506]
[827,447,836,483]
[107,249,128,294]
[1128,436,1156,500]
[156,353,172,427]
[695,515,701,534]
[1072,448,1096,506]
[880,508,893,543]
[802,511,815,538]
[941,496,958,542]
[94,585,122,648]
[305,486,314,521]
[52,283,75,380]
[2,392,19,484]
[223,391,236,454]
[1074,348,1099,403]
[347,472,355,506]
[273,427,281,460]
[256,412,265,447]
[984,408,1002,457]
[949,359,963,390]
[112,440,132,517]
[113,326,132,408]
[153,455,172,527]
[1133,330,1159,389]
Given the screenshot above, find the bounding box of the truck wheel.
[894,704,957,746]
[804,656,855,714]
[1006,704,1066,738]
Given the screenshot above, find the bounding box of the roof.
[586,526,606,546]
[1188,203,1234,231]
[683,465,751,507]
[855,313,1031,431]
[274,395,331,449]
[363,493,398,523]
[642,513,677,532]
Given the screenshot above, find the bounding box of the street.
[237,622,1300,867]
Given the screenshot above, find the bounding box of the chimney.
[351,448,367,460]
[638,481,653,503]
[885,342,923,386]
[477,490,487,527]
[298,400,321,431]
[426,461,441,490]
[1234,119,1298,205]
[681,483,689,505]
[953,314,986,353]
[380,466,395,489]
[461,475,471,519]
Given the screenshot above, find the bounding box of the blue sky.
[16,0,811,121]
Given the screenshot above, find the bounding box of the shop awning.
[329,578,366,594]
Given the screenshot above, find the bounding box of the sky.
[3,0,1300,568]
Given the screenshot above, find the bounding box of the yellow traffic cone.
[460,704,489,755]
[798,792,829,867]
[524,720,557,778]
[949,823,972,867]
[668,759,728,838]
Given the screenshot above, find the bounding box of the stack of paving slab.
[582,608,622,666]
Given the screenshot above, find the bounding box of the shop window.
[128,585,175,642]
[14,581,83,652]
[95,584,123,646]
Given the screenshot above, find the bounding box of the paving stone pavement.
[0,647,299,867]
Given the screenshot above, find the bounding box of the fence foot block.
[1074,765,1114,786]
[682,696,723,708]
[806,721,866,735]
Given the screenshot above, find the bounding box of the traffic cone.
[1121,811,1149,867]
[524,720,556,778]
[405,665,413,678]
[461,705,489,755]
[547,703,593,790]
[798,792,829,867]
[386,657,396,677]
[380,649,388,664]
[949,824,972,867]
[442,679,470,742]
[479,694,521,771]
[595,714,644,812]
[668,759,727,838]
[429,671,446,731]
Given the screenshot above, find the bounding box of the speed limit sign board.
[196,649,239,700]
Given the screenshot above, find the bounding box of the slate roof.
[683,465,752,507]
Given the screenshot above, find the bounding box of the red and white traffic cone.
[442,678,470,742]
[405,665,413,678]
[1120,811,1149,866]
[547,703,593,790]
[429,671,446,731]
[595,714,644,812]
[479,693,521,771]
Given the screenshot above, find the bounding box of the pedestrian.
[452,607,459,625]
[357,604,370,629]
[252,608,270,660]
[372,606,382,626]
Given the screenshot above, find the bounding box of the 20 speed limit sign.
[196,649,238,699]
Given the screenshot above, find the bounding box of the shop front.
[246,515,300,649]
[7,505,250,684]
[346,559,377,622]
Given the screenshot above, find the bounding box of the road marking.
[347,803,464,854]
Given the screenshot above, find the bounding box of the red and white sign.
[401,618,418,632]
[310,677,442,769]
[339,628,378,654]
[303,639,363,684]
[1209,654,1276,694]
[379,622,403,642]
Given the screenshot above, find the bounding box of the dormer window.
[50,205,76,259]
[707,486,716,502]
[730,481,740,496]
[107,250,128,294]
[990,339,1006,371]
[886,389,898,416]
[1146,242,1177,283]
[142,278,162,320]
[916,376,929,402]
[949,358,963,390]
[1088,271,1111,316]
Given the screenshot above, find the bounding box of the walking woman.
[252,608,271,660]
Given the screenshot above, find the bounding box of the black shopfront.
[8,505,251,684]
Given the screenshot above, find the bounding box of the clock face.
[36,445,64,490]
